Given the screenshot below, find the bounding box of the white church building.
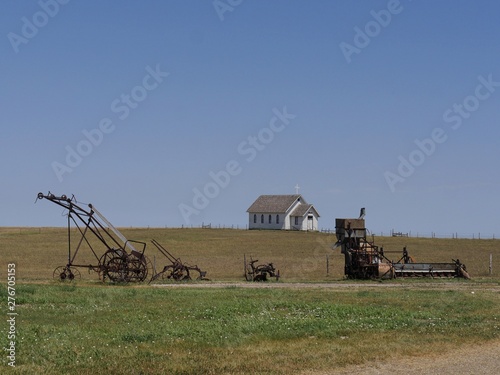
[246,194,320,231]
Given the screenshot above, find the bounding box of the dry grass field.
[0,227,498,282]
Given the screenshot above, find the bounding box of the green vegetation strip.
[1,283,499,374]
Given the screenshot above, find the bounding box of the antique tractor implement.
[37,192,150,282]
[244,255,280,281]
[334,208,470,280]
[149,239,208,282]
[392,252,470,279]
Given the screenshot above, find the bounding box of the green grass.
[1,283,499,374]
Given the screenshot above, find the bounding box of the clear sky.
[1,0,499,236]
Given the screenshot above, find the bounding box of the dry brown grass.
[0,227,498,282]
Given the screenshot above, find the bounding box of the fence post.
[244,254,247,280]
[326,255,329,276]
[490,254,493,275]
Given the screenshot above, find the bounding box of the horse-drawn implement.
[149,239,208,282]
[244,255,280,281]
[37,192,207,283]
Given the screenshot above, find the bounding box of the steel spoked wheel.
[106,255,130,282]
[127,256,148,282]
[99,249,130,282]
[53,266,81,281]
[157,265,174,281]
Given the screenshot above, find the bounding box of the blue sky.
[1,0,499,236]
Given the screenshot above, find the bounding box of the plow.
[149,239,208,282]
[244,255,280,281]
[37,192,207,283]
[334,208,470,280]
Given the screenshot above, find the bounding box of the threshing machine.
[334,208,470,279]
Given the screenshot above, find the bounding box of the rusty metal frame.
[37,192,148,282]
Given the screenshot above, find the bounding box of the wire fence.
[3,226,498,240]
[319,228,498,240]
[177,225,499,240]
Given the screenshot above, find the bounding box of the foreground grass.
[1,282,499,374]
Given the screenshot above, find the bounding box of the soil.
[323,340,500,375]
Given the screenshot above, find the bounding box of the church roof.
[247,195,304,213]
[289,203,320,217]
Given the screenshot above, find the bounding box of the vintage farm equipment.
[37,192,208,283]
[244,255,280,281]
[149,239,208,282]
[334,208,470,280]
[37,192,150,282]
[392,251,470,279]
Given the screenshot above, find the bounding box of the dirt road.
[151,281,499,292]
[319,340,500,375]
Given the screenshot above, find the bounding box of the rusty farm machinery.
[334,208,470,280]
[37,192,207,283]
[149,239,207,282]
[244,255,280,281]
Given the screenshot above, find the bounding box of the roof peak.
[247,194,305,213]
[259,194,301,197]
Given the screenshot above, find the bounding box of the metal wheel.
[107,255,130,282]
[253,272,267,282]
[245,272,253,281]
[99,250,115,281]
[127,256,148,282]
[53,266,81,281]
[172,265,190,281]
[100,249,130,282]
[158,265,174,280]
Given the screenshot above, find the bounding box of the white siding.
[248,213,285,230]
[247,196,319,231]
[289,213,319,231]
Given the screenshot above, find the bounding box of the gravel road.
[322,340,500,375]
[152,281,499,292]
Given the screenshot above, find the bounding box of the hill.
[1,227,497,282]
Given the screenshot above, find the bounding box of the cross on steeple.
[295,184,300,194]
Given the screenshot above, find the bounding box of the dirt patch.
[151,281,499,292]
[301,340,500,375]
